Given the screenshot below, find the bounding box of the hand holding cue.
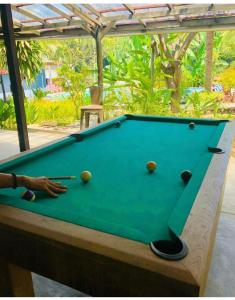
[48,176,77,180]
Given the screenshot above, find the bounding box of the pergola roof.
[1,3,235,40]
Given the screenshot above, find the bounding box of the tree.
[205,32,214,91]
[0,40,43,102]
[0,40,43,83]
[56,65,92,119]
[41,39,95,70]
[104,36,169,114]
[155,33,197,112]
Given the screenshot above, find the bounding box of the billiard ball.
[189,122,195,129]
[181,170,192,184]
[146,161,157,173]
[22,190,36,201]
[114,121,121,128]
[80,171,92,183]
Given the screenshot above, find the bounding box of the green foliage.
[218,67,235,92]
[24,100,38,124]
[182,33,206,87]
[32,88,48,100]
[16,41,43,82]
[104,36,166,114]
[0,40,43,83]
[56,65,92,119]
[184,91,223,118]
[0,98,15,129]
[41,39,95,72]
[219,31,235,65]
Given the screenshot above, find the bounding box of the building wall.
[0,69,46,99]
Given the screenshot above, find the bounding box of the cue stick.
[47,176,77,180]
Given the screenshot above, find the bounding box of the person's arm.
[0,173,67,197]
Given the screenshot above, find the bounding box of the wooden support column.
[0,4,29,151]
[0,74,7,102]
[150,36,157,93]
[205,31,214,91]
[95,30,103,104]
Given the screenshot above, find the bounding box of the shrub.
[0,98,16,129]
[218,67,235,92]
[32,88,48,100]
[184,91,223,118]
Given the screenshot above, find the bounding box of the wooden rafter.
[12,19,22,28]
[139,19,147,28]
[123,4,135,15]
[1,3,235,39]
[80,22,93,34]
[44,4,71,20]
[100,21,116,39]
[14,19,83,33]
[82,4,101,18]
[12,5,44,23]
[64,4,101,27]
[101,4,235,23]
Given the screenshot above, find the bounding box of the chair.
[80,86,104,129]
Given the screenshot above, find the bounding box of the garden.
[0,31,235,130]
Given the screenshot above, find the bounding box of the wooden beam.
[80,23,93,34]
[44,4,71,20]
[17,18,83,33]
[95,30,103,103]
[123,4,135,15]
[12,5,44,23]
[64,4,100,27]
[12,19,22,28]
[0,4,30,151]
[82,4,101,18]
[101,4,235,23]
[138,19,147,28]
[6,15,235,40]
[100,21,116,39]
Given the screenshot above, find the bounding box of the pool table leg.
[0,258,34,296]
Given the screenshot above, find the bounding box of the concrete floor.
[0,129,235,297]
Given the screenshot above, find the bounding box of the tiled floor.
[0,129,235,296]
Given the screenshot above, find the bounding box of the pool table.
[0,114,233,296]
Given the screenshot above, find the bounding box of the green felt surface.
[0,115,227,244]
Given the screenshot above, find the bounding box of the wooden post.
[205,31,214,91]
[95,30,103,104]
[150,36,156,93]
[0,74,7,102]
[0,4,30,151]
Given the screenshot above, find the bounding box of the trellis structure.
[0,3,235,151]
[3,3,235,39]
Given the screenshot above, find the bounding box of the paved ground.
[0,129,235,297]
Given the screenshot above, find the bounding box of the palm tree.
[0,40,43,101]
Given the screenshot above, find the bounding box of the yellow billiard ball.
[80,171,92,183]
[146,161,157,173]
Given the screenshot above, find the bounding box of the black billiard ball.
[22,190,36,201]
[189,122,195,129]
[181,170,192,184]
[114,121,121,128]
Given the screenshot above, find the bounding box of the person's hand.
[19,176,67,197]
